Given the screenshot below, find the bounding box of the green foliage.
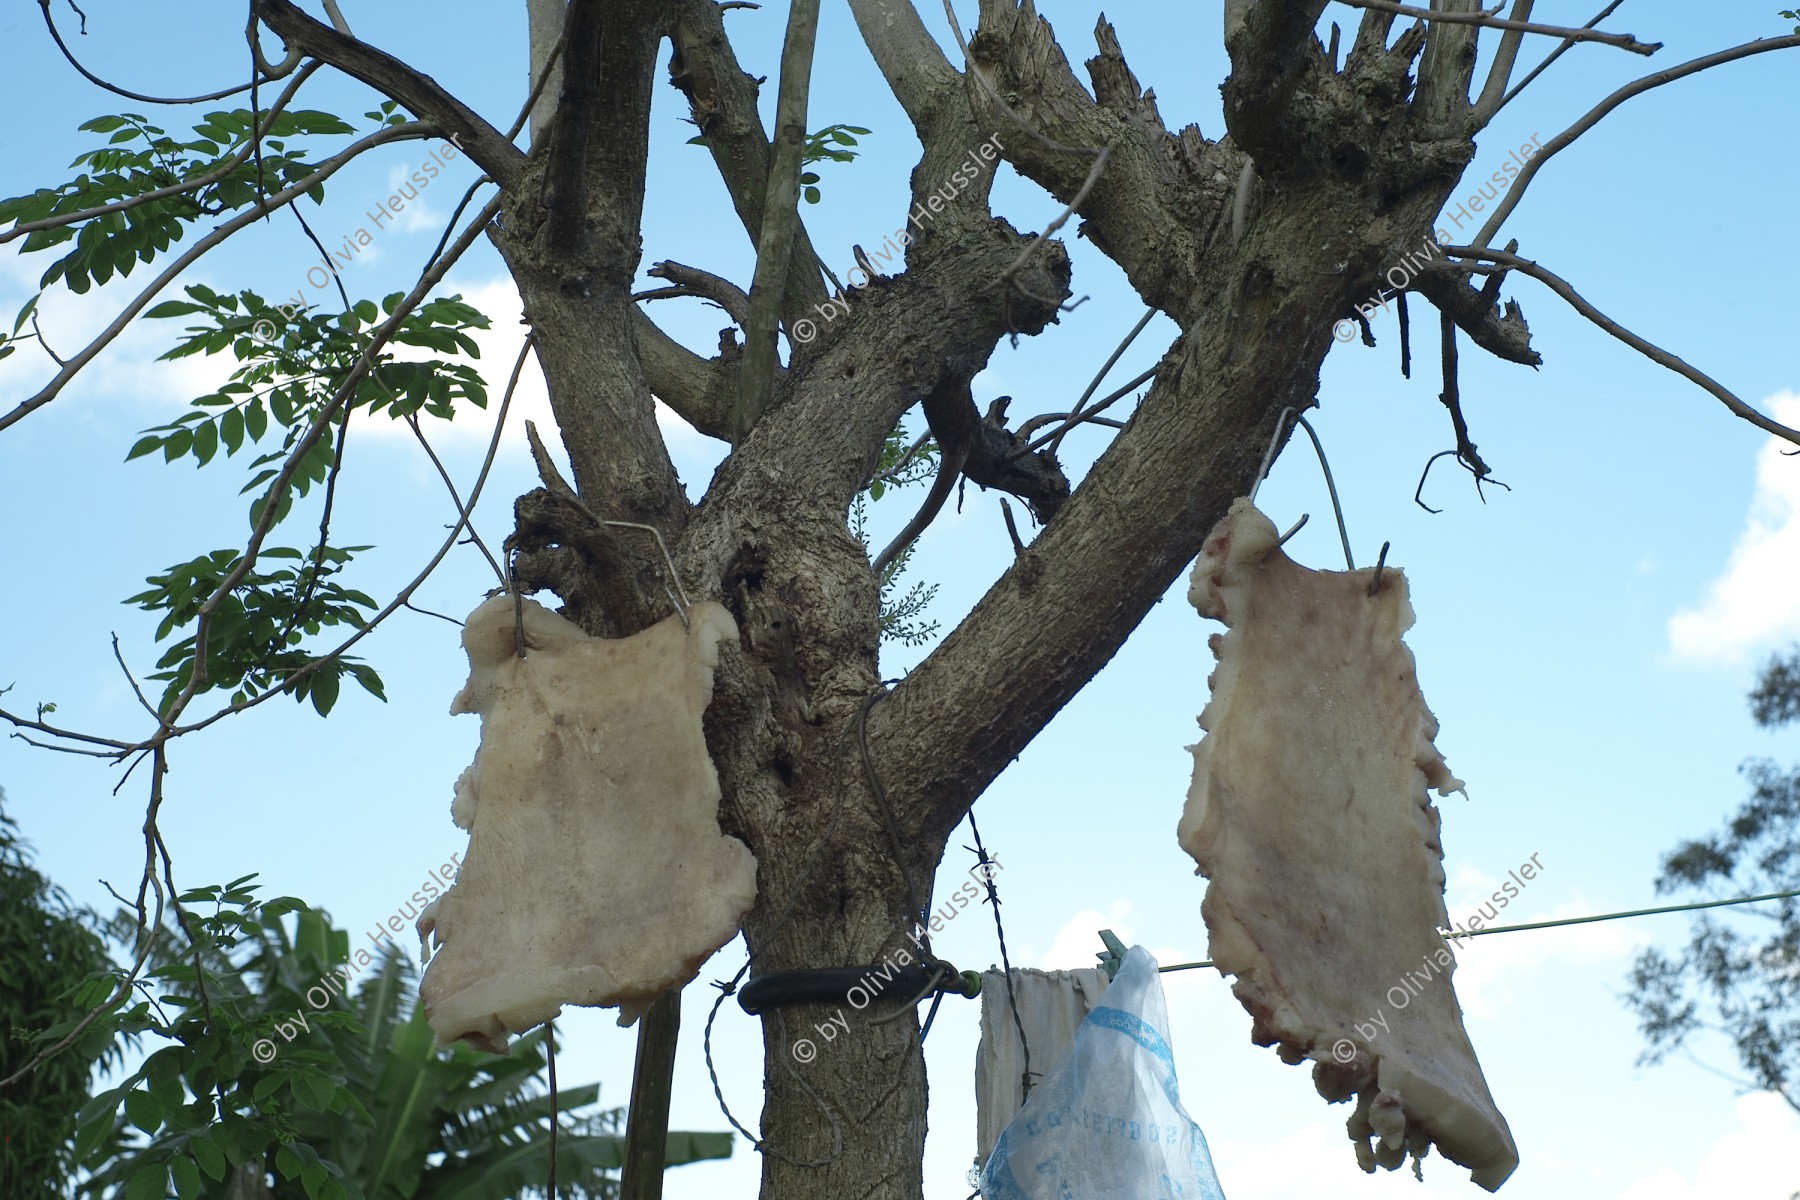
[114,284,491,716]
[0,107,354,300]
[852,422,941,647]
[2,104,490,725]
[122,545,382,716]
[73,880,731,1200]
[135,284,490,472]
[799,124,871,205]
[688,122,870,204]
[0,796,118,1200]
[1625,644,1800,1113]
[1783,9,1800,33]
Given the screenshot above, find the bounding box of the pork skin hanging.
[417,594,756,1050]
[1179,498,1518,1190]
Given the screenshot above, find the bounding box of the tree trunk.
[258,4,1551,1197]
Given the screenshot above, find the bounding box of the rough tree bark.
[236,1,1799,1197]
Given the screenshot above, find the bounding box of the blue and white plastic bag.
[979,945,1227,1200]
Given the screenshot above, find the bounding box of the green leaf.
[162,426,194,462]
[171,1155,203,1199]
[127,434,164,460]
[125,1087,164,1135]
[144,299,206,319]
[192,1136,228,1182]
[220,406,245,453]
[192,419,219,465]
[309,669,340,717]
[126,1164,169,1200]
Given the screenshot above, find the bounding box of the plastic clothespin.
[1095,929,1129,980]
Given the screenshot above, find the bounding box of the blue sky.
[2,2,1799,1197]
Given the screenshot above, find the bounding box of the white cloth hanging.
[978,946,1228,1200]
[974,965,1112,1166]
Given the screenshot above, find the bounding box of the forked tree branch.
[1490,0,1627,116]
[668,0,830,317]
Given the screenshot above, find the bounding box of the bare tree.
[4,3,1799,1198]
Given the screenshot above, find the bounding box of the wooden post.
[619,989,682,1200]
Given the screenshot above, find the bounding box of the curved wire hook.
[1248,405,1295,504]
[1248,406,1356,571]
[1293,415,1355,571]
[599,520,692,628]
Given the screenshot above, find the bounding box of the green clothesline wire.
[1142,885,1800,975]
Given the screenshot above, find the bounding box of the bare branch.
[526,0,569,145]
[36,0,270,103]
[0,123,431,434]
[1471,32,1800,247]
[1007,365,1158,461]
[667,0,829,316]
[631,308,739,442]
[1413,0,1486,132]
[1492,0,1627,115]
[874,443,968,576]
[1047,307,1157,456]
[255,0,528,188]
[642,261,752,325]
[1410,258,1540,366]
[1444,245,1800,449]
[736,0,822,441]
[1330,0,1659,54]
[1472,0,1534,120]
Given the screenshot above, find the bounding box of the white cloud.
[1040,900,1138,969]
[1669,391,1800,664]
[1613,1091,1800,1200]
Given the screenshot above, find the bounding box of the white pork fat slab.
[418,595,756,1050]
[1179,497,1518,1190]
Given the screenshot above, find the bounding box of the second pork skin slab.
[1179,498,1517,1190]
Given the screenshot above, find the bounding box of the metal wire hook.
[1293,415,1355,571]
[599,520,692,629]
[1248,405,1295,504]
[1247,406,1357,571]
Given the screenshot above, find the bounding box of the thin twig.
[402,600,464,627]
[1471,32,1800,248]
[1330,0,1658,54]
[1005,364,1158,463]
[37,0,278,104]
[1442,245,1800,450]
[0,62,325,246]
[1048,307,1157,456]
[112,635,158,720]
[999,499,1026,557]
[1495,0,1628,112]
